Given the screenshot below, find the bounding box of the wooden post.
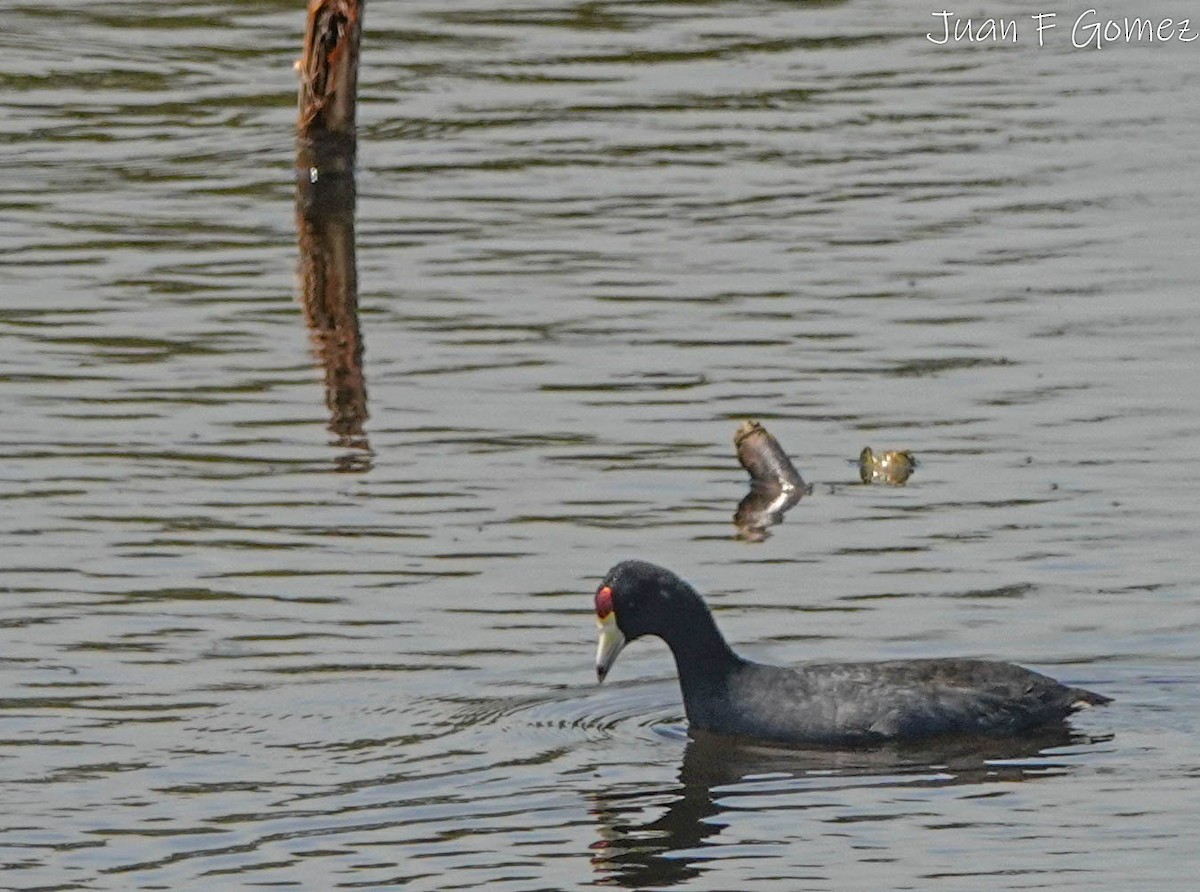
[296,0,364,179]
[295,1,369,469]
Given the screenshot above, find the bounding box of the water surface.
[2,2,1199,889]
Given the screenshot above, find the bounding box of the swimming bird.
[593,560,1110,745]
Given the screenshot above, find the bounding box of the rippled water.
[3,1,1199,888]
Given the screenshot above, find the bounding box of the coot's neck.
[658,600,743,697]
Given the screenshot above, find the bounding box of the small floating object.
[858,447,917,485]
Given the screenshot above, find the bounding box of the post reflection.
[588,727,1102,887]
[296,177,371,471]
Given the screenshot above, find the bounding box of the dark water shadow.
[588,726,1108,888]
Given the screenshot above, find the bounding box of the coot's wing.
[858,659,1098,738]
[728,659,1099,743]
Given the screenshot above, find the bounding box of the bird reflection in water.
[587,727,1109,888]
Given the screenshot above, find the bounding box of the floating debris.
[733,421,811,541]
[735,420,806,493]
[858,447,917,485]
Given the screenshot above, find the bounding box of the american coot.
[594,560,1110,745]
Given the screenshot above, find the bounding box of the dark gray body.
[681,654,1108,745]
[598,560,1110,746]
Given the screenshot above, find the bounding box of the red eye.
[595,585,613,618]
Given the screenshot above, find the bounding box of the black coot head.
[594,560,704,681]
[597,560,686,637]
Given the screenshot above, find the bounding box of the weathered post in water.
[296,0,363,180]
[295,0,369,469]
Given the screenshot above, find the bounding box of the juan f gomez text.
[927,10,1198,47]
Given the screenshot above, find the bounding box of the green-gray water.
[3,2,1198,889]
